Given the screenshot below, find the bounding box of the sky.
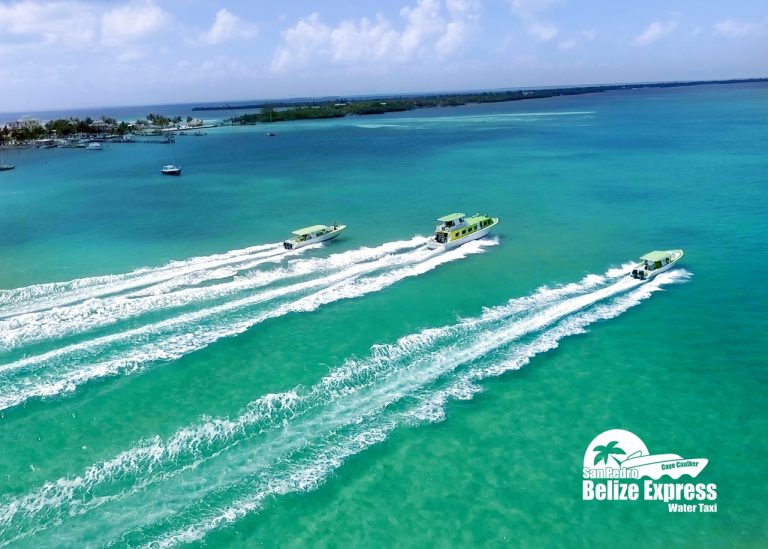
[0,0,766,111]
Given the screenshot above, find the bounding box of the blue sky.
[0,0,766,110]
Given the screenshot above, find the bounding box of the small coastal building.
[91,119,116,133]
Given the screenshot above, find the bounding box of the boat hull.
[284,226,346,250]
[161,169,182,176]
[623,458,709,480]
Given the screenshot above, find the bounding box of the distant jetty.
[201,78,768,125]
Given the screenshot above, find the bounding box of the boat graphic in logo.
[584,429,708,480]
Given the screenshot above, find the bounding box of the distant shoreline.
[194,78,768,125]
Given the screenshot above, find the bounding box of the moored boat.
[426,212,499,250]
[283,224,346,250]
[86,141,103,151]
[630,249,684,280]
[161,164,182,176]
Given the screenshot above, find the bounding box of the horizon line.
[2,75,766,119]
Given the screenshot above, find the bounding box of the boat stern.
[426,238,444,250]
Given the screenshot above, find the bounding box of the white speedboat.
[630,249,684,280]
[620,450,708,480]
[161,164,182,176]
[283,224,346,250]
[426,213,499,250]
[86,142,103,151]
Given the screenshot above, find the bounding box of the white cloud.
[507,0,558,42]
[101,0,167,47]
[271,0,479,72]
[0,1,97,49]
[400,0,444,53]
[201,8,258,45]
[117,49,144,62]
[436,20,467,54]
[507,0,558,18]
[558,39,576,50]
[330,16,400,63]
[632,20,677,46]
[713,19,759,38]
[271,13,331,71]
[529,21,557,41]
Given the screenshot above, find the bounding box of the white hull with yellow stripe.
[426,213,499,250]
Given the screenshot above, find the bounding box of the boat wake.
[0,236,493,411]
[0,264,690,547]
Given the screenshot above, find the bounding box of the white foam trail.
[130,236,424,298]
[0,262,611,522]
[0,242,433,377]
[142,271,691,548]
[148,424,395,549]
[406,270,690,423]
[606,261,637,278]
[0,243,284,319]
[2,253,612,532]
[0,237,426,350]
[0,267,688,546]
[0,239,489,410]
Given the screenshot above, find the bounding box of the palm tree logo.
[593,441,626,467]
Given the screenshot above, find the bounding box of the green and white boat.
[630,249,684,280]
[283,223,346,250]
[427,213,499,250]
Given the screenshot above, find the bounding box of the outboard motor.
[283,242,292,250]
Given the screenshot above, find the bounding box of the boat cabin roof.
[640,251,670,261]
[292,224,328,236]
[437,213,466,222]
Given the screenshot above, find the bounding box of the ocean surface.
[0,83,766,547]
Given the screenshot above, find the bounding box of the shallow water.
[0,83,766,547]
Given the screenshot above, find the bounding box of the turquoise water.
[0,83,766,547]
